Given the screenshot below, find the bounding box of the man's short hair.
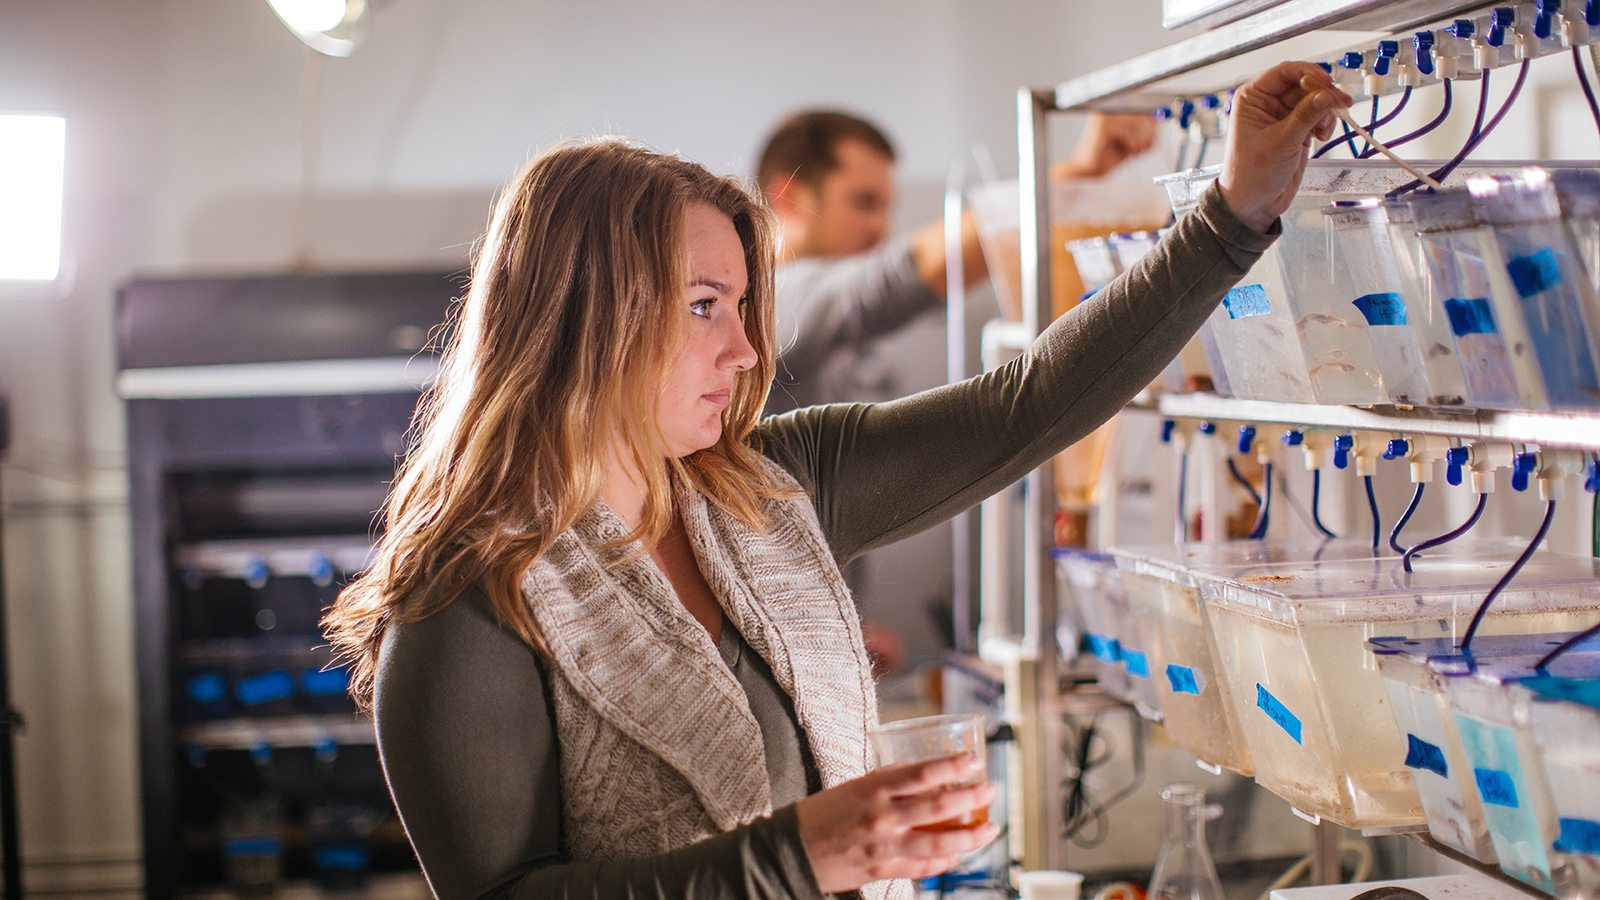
[756,111,895,201]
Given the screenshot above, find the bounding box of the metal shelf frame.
[1013,0,1600,877]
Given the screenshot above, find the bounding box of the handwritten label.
[1404,734,1449,778]
[1507,247,1562,298]
[1353,292,1408,326]
[1223,284,1271,319]
[301,666,350,697]
[1257,684,1303,744]
[187,672,226,705]
[1166,664,1204,695]
[1122,649,1150,679]
[1475,767,1520,808]
[235,670,294,707]
[1555,817,1600,856]
[1444,297,1498,336]
[1084,633,1121,664]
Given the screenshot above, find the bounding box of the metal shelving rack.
[1013,0,1600,881]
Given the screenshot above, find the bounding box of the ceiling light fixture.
[266,0,370,57]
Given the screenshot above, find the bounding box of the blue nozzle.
[1535,0,1558,37]
[1197,420,1217,436]
[244,555,269,590]
[1200,94,1221,109]
[1384,439,1410,460]
[1317,61,1333,73]
[1340,51,1365,70]
[1333,435,1354,470]
[1488,7,1515,45]
[1446,446,1470,486]
[1414,31,1436,74]
[1512,451,1538,492]
[250,740,274,766]
[1161,420,1177,443]
[1588,0,1599,26]
[308,552,336,588]
[1178,98,1196,129]
[1238,425,1256,454]
[1586,458,1600,493]
[1374,40,1399,76]
[1449,18,1476,38]
[315,736,339,764]
[1154,106,1173,120]
[1282,429,1305,447]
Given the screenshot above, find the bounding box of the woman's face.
[656,201,757,458]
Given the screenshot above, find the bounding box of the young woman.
[324,62,1349,900]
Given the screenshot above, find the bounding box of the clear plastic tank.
[1380,199,1474,409]
[1553,169,1600,296]
[1524,664,1600,900]
[1057,549,1131,702]
[1276,199,1389,404]
[1195,551,1600,831]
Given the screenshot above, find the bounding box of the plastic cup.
[1017,869,1085,900]
[870,714,987,830]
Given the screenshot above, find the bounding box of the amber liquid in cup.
[918,804,989,832]
[871,714,989,833]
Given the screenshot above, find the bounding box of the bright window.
[0,114,66,281]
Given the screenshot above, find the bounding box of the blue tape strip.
[301,666,351,697]
[1256,684,1302,744]
[314,845,370,871]
[1122,649,1149,679]
[1444,297,1497,336]
[1475,767,1520,808]
[1506,247,1562,298]
[236,670,295,706]
[1084,633,1120,664]
[223,837,285,858]
[1223,283,1271,319]
[1166,664,1202,695]
[1404,733,1449,778]
[1353,292,1408,326]
[1556,817,1600,856]
[187,672,226,705]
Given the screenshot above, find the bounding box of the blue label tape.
[1223,283,1271,319]
[1256,684,1302,744]
[1166,664,1203,695]
[1353,292,1408,326]
[1122,649,1149,679]
[223,836,285,858]
[1507,247,1562,298]
[1084,633,1121,664]
[236,670,295,707]
[1404,734,1449,778]
[187,672,226,705]
[1555,817,1600,856]
[314,845,371,871]
[1444,297,1498,336]
[1475,767,1520,808]
[301,666,351,697]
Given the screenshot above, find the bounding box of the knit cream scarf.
[521,457,911,900]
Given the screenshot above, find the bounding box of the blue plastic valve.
[1585,458,1600,492]
[1374,41,1399,76]
[1414,32,1436,75]
[1161,420,1177,443]
[1200,94,1221,109]
[1384,439,1410,460]
[1534,0,1558,38]
[1446,446,1470,486]
[1333,435,1354,470]
[1154,106,1173,120]
[1197,420,1217,436]
[1512,451,1538,492]
[1238,425,1257,454]
[1282,429,1305,447]
[1178,98,1196,129]
[250,740,274,766]
[1317,61,1334,73]
[1340,51,1365,70]
[1488,7,1515,46]
[1588,0,1599,26]
[315,735,339,764]
[243,555,269,590]
[1449,18,1476,38]
[308,552,336,588]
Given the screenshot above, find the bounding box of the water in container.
[1276,199,1389,404]
[1470,171,1600,410]
[1325,199,1455,407]
[1407,188,1529,409]
[1195,550,1600,831]
[1066,236,1120,296]
[1380,199,1474,408]
[1057,549,1131,702]
[1553,169,1600,295]
[1524,659,1600,900]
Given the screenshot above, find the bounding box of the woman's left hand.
[1219,61,1353,232]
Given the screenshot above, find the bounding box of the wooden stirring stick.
[1298,74,1444,190]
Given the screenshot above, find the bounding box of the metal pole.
[1018,86,1065,870]
[0,395,22,900]
[944,163,973,653]
[1311,820,1342,885]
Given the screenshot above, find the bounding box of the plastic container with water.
[1056,549,1132,703]
[1194,549,1600,831]
[1523,658,1600,900]
[1379,198,1476,408]
[1554,169,1600,295]
[1066,236,1120,296]
[1324,198,1459,407]
[1470,171,1600,410]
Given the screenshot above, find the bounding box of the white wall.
[0,0,1179,891]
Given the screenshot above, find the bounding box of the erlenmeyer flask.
[1147,783,1225,900]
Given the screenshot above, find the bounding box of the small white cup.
[1016,869,1085,900]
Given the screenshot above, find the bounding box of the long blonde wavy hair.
[324,138,782,708]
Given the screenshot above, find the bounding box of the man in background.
[756,110,1157,672]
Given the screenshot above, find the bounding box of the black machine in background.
[117,271,460,899]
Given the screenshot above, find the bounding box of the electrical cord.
[1364,475,1381,554]
[1393,59,1532,197]
[1403,493,1488,572]
[1061,709,1145,847]
[1314,88,1414,159]
[1460,500,1557,651]
[1311,470,1337,538]
[1577,47,1600,143]
[1256,840,1374,900]
[1357,86,1414,157]
[1389,483,1425,554]
[1536,619,1600,670]
[1389,70,1491,198]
